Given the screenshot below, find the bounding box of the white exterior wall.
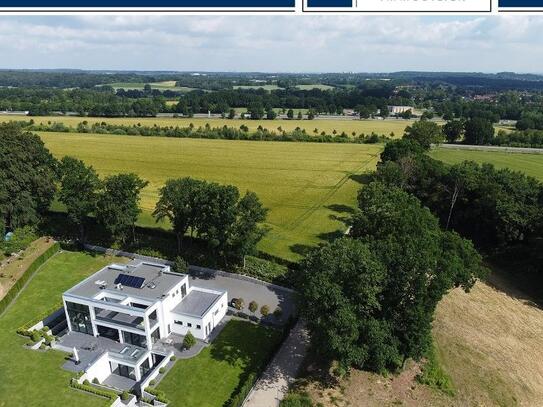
[155,274,189,339]
[170,291,228,340]
[85,352,111,384]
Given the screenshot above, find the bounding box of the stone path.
[243,320,309,407]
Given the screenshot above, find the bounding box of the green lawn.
[158,320,282,407]
[430,148,543,181]
[38,132,382,261]
[0,250,126,407]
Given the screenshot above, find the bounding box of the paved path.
[243,320,310,407]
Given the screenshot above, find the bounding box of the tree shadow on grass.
[349,172,375,185]
[209,320,276,368]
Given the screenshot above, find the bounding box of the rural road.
[436,144,543,154]
[243,320,310,407]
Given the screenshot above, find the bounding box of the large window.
[122,331,147,348]
[66,301,93,335]
[139,359,151,379]
[181,283,187,298]
[111,362,136,380]
[150,327,160,344]
[97,325,119,341]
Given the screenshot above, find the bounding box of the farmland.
[102,81,197,92]
[38,132,382,261]
[430,147,543,181]
[1,115,413,137]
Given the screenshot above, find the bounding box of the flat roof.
[172,289,221,318]
[65,259,186,303]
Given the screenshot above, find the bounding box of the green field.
[38,132,381,260]
[295,84,335,91]
[2,115,413,137]
[103,81,196,92]
[158,320,281,407]
[430,147,543,181]
[233,84,282,91]
[0,250,125,407]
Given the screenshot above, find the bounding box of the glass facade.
[122,330,147,348]
[97,324,120,341]
[66,301,93,335]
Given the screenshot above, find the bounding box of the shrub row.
[0,242,60,316]
[70,378,118,401]
[145,387,171,404]
[21,120,390,145]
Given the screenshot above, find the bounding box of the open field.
[432,278,543,406]
[430,147,543,181]
[0,250,126,407]
[233,84,282,91]
[295,84,336,91]
[158,320,281,407]
[38,132,381,260]
[1,115,414,137]
[102,81,197,92]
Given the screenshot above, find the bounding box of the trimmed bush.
[260,305,270,317]
[273,307,283,318]
[149,379,156,386]
[70,379,118,401]
[232,297,244,310]
[0,242,60,316]
[248,301,258,314]
[145,387,170,404]
[92,378,100,385]
[170,355,176,362]
[159,367,166,374]
[121,391,130,401]
[183,331,196,349]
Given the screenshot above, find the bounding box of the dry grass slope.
[434,280,543,407]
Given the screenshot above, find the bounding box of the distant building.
[388,106,414,114]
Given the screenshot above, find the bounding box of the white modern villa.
[60,259,227,386]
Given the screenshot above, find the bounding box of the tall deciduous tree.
[464,117,494,145]
[300,182,485,373]
[58,156,101,241]
[0,123,57,229]
[403,120,444,149]
[96,173,148,243]
[226,191,268,260]
[153,177,204,252]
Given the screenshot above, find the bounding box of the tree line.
[297,117,543,375]
[17,120,389,144]
[0,123,267,264]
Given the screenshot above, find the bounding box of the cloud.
[0,15,541,72]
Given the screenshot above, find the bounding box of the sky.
[0,15,542,73]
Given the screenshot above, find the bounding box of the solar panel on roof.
[114,273,145,289]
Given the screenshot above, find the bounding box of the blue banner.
[307,0,351,6]
[0,0,295,7]
[500,0,543,6]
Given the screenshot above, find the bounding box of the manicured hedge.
[0,242,60,316]
[145,387,171,404]
[70,378,118,401]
